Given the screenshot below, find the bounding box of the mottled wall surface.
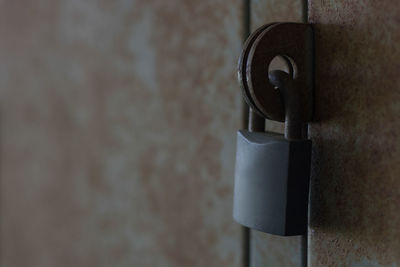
[309,0,400,266]
[248,0,305,266]
[0,1,243,266]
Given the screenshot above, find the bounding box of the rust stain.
[309,0,400,266]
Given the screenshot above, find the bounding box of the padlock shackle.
[268,70,308,140]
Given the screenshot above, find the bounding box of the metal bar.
[242,1,252,267]
[301,234,308,267]
[249,109,265,132]
[241,227,250,267]
[300,3,310,266]
[284,119,309,267]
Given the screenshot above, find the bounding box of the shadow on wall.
[309,22,400,264]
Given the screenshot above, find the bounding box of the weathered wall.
[0,1,243,266]
[248,0,305,266]
[249,0,400,266]
[309,0,400,266]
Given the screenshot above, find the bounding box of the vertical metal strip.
[284,120,309,267]
[241,1,252,267]
[301,2,309,266]
[241,0,250,130]
[241,227,250,267]
[302,0,309,25]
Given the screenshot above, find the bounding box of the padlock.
[233,23,313,236]
[233,130,311,236]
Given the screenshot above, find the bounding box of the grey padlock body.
[233,130,311,236]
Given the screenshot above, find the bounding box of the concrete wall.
[309,0,400,266]
[0,1,243,266]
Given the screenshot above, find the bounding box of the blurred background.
[1,0,244,266]
[1,0,400,267]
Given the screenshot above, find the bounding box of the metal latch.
[233,23,314,236]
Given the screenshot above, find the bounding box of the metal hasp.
[233,23,314,236]
[238,23,313,123]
